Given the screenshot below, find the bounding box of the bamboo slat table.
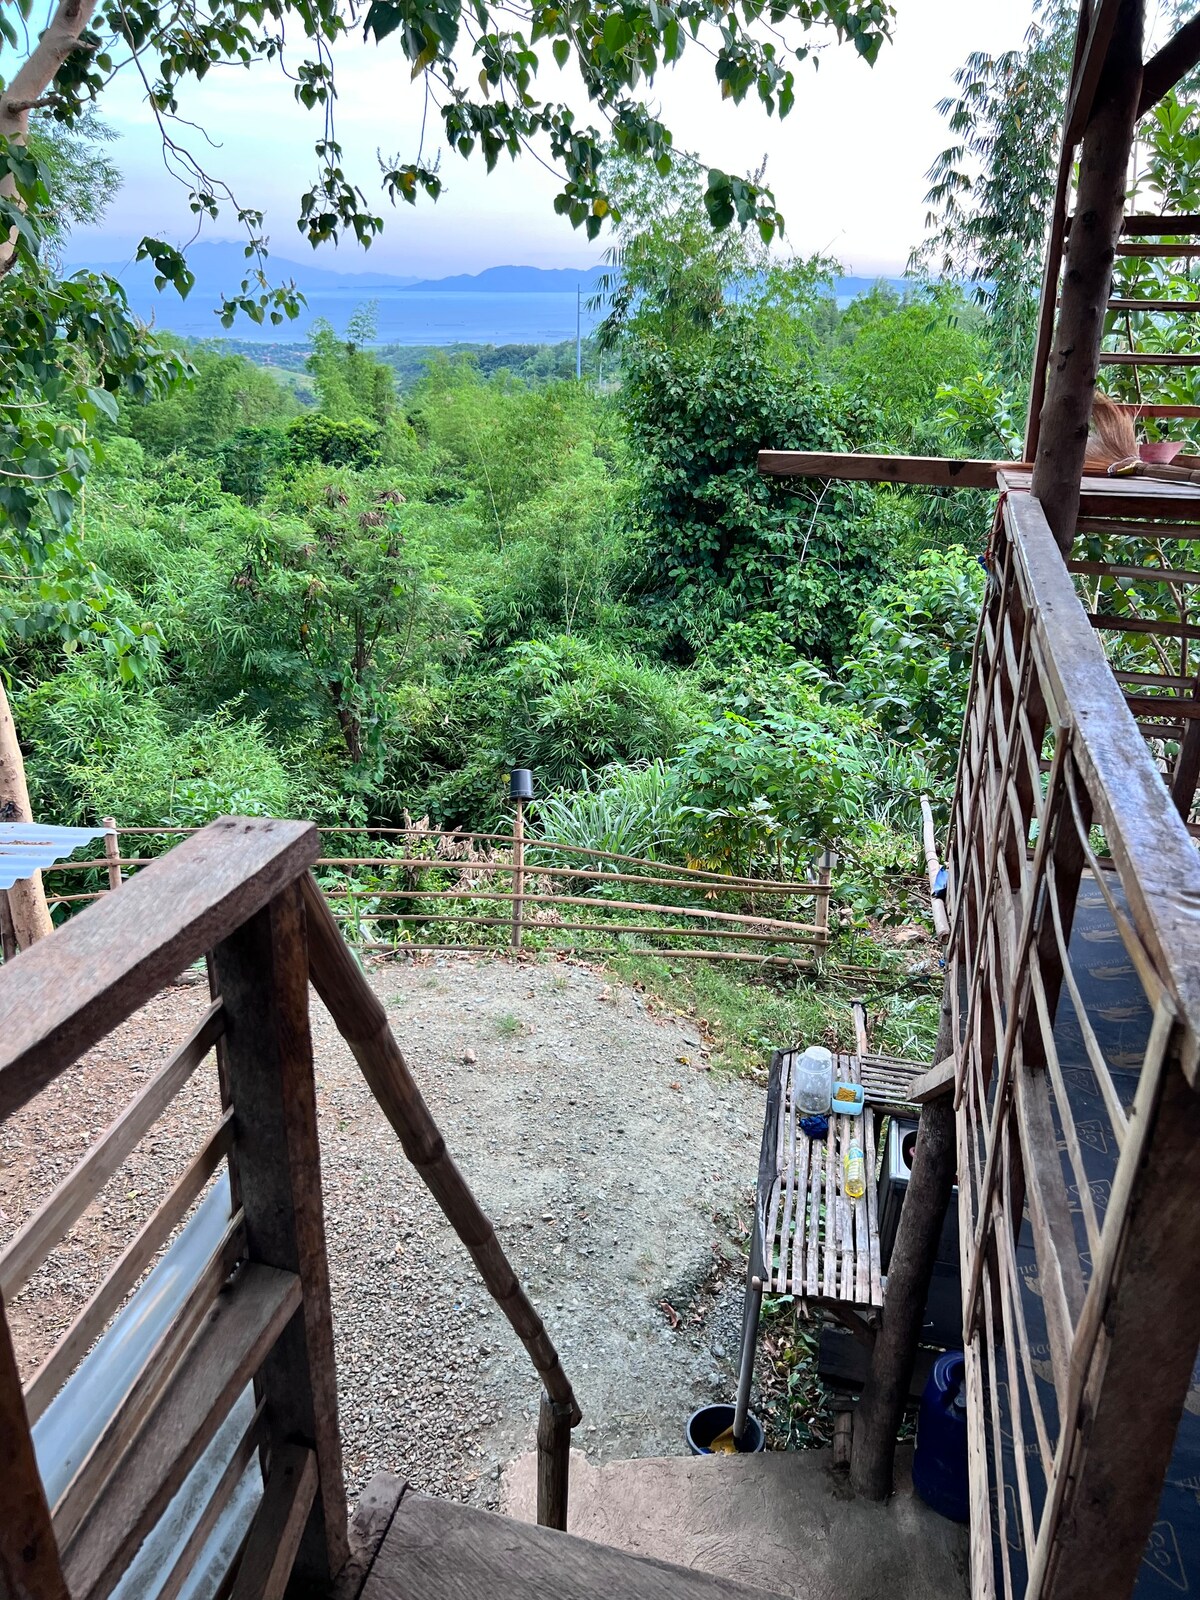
[760,1050,925,1314]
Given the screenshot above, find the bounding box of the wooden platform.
[359,1488,787,1600]
[761,1051,923,1313]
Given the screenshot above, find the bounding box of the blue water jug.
[912,1351,970,1524]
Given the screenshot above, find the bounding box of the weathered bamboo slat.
[315,863,828,897]
[329,912,820,944]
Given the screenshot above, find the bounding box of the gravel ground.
[1,953,764,1505]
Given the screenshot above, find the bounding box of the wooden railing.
[0,818,582,1600]
[37,825,836,968]
[943,489,1200,1600]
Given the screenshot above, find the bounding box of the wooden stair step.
[63,1263,302,1600]
[362,1491,786,1600]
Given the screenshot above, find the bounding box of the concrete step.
[501,1444,969,1600]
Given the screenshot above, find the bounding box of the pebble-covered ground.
[1,954,764,1504]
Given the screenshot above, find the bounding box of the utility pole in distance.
[576,285,582,381]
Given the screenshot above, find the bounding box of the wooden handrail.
[299,872,582,1527]
[0,817,319,1119]
[757,450,1014,490]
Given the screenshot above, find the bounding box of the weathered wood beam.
[1030,0,1145,553]
[849,1093,957,1500]
[1138,14,1200,117]
[1064,0,1125,147]
[756,451,1011,490]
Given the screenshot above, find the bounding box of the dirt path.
[1,954,764,1504]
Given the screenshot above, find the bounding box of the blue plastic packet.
[799,1114,829,1139]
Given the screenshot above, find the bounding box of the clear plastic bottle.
[794,1045,834,1115]
[845,1144,866,1199]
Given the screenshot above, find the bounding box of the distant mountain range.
[63,240,910,345]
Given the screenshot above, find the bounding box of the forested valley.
[6,0,1196,1058]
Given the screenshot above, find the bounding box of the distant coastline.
[66,241,911,345]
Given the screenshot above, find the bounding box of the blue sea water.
[131,284,860,345]
[151,287,605,345]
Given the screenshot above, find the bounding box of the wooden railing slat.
[62,1263,301,1600]
[228,1445,318,1600]
[0,817,318,1120]
[0,1002,225,1302]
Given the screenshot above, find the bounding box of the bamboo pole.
[327,912,819,944]
[102,817,122,893]
[299,874,583,1435]
[814,849,834,945]
[0,678,52,948]
[920,795,951,942]
[510,796,525,951]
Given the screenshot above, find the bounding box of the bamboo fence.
[37,823,840,969]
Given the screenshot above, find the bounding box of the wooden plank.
[24,1112,235,1425]
[364,1491,785,1600]
[1063,0,1122,146]
[0,818,318,1120]
[52,1214,246,1547]
[0,1002,225,1302]
[62,1264,301,1600]
[210,884,349,1589]
[1075,514,1200,539]
[779,1079,799,1295]
[1069,558,1200,583]
[756,450,1006,490]
[1138,16,1200,116]
[908,1055,955,1104]
[228,1445,318,1600]
[1116,240,1200,256]
[1099,350,1200,365]
[1106,297,1200,310]
[0,1303,69,1600]
[1113,402,1200,417]
[1089,611,1200,640]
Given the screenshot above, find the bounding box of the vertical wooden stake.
[0,678,52,949]
[536,1394,572,1532]
[102,818,122,893]
[511,797,525,951]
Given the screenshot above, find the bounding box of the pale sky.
[67,0,1046,278]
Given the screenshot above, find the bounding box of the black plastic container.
[685,1404,765,1455]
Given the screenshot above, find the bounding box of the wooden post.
[0,678,52,949]
[814,849,834,947]
[209,883,349,1589]
[0,1303,69,1600]
[536,1395,572,1532]
[0,893,16,963]
[102,818,122,893]
[850,1091,957,1501]
[510,796,525,951]
[1030,0,1145,554]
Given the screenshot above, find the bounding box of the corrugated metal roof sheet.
[0,823,106,892]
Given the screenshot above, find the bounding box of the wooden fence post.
[536,1394,572,1532]
[510,794,526,951]
[814,849,834,947]
[102,818,122,893]
[0,893,16,963]
[209,882,349,1589]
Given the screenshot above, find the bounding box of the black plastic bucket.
[686,1403,765,1455]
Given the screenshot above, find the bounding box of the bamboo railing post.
[536,1395,573,1532]
[511,798,525,951]
[102,818,122,893]
[814,849,834,947]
